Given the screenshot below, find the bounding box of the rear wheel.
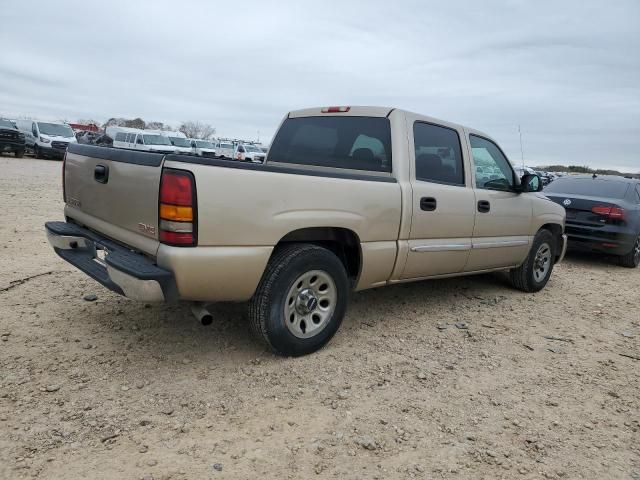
[619,235,640,268]
[508,229,555,292]
[248,244,349,356]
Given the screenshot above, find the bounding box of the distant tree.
[179,121,216,140]
[76,118,101,126]
[104,117,127,128]
[146,121,171,131]
[124,117,146,129]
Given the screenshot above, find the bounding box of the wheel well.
[540,223,563,258]
[276,227,362,281]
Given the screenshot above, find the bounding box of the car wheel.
[15,149,25,158]
[33,145,41,159]
[248,243,349,356]
[508,229,555,292]
[619,235,640,268]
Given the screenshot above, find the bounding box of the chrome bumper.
[45,222,177,302]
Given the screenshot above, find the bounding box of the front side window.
[635,186,640,204]
[470,135,514,191]
[143,134,171,146]
[268,116,392,172]
[170,137,191,148]
[115,132,126,142]
[413,122,464,185]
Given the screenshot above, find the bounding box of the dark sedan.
[544,175,640,268]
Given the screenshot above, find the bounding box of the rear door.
[401,120,475,279]
[64,144,165,255]
[466,134,532,271]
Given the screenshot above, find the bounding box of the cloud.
[1,0,638,171]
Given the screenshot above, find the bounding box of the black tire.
[508,229,556,292]
[619,235,640,268]
[33,145,41,159]
[248,243,349,356]
[15,149,25,158]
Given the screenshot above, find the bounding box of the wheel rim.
[633,236,640,264]
[283,270,337,339]
[533,242,552,283]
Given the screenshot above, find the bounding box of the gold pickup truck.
[46,106,567,356]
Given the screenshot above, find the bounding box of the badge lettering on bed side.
[68,197,81,208]
[138,223,156,236]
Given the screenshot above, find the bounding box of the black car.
[544,175,640,267]
[0,118,26,158]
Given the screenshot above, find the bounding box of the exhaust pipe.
[191,302,213,326]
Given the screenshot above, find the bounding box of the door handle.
[94,164,109,184]
[477,200,491,213]
[420,197,437,211]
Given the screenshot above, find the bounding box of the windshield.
[195,140,214,148]
[169,137,191,148]
[143,134,171,146]
[38,122,74,137]
[0,119,16,129]
[245,145,262,153]
[545,178,630,199]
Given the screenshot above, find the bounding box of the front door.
[402,121,476,279]
[466,134,532,271]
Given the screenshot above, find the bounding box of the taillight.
[591,205,626,220]
[321,106,350,113]
[62,151,67,202]
[159,169,196,246]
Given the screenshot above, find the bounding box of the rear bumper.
[45,221,178,302]
[565,224,636,256]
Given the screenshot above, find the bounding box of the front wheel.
[508,229,556,292]
[33,145,41,159]
[619,235,640,268]
[248,244,349,356]
[15,149,25,158]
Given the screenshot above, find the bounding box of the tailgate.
[64,144,165,256]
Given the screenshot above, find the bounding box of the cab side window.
[635,185,640,204]
[413,122,464,186]
[470,135,515,191]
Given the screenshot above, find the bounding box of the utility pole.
[518,124,524,168]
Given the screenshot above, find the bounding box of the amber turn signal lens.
[160,204,193,222]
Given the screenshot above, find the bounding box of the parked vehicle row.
[46,105,567,357]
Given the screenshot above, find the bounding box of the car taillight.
[62,151,67,202]
[591,205,626,220]
[159,168,196,246]
[321,106,350,113]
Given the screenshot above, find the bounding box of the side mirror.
[521,173,543,192]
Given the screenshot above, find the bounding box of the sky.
[1,0,638,172]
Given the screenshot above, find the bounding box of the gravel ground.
[1,156,639,480]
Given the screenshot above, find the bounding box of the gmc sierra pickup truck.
[46,106,567,356]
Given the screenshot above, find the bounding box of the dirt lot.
[0,156,638,480]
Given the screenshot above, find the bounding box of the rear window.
[268,116,392,172]
[545,178,629,199]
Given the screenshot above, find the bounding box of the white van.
[215,140,235,159]
[15,120,77,160]
[161,130,192,155]
[189,139,217,157]
[106,126,178,154]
